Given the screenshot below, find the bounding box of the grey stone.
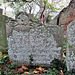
[16,13,29,25]
[4,12,64,66]
[14,25,32,32]
[7,24,64,66]
[66,20,75,70]
[49,15,59,25]
[6,23,13,37]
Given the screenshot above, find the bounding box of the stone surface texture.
[6,12,64,66]
[49,15,59,25]
[66,20,75,71]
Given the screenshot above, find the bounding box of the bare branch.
[7,0,33,3]
[43,9,51,24]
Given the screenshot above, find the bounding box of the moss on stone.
[0,15,8,52]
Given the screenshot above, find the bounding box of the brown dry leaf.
[36,67,44,72]
[36,68,39,71]
[22,65,28,70]
[0,58,1,61]
[0,65,4,68]
[18,68,24,74]
[38,67,44,72]
[7,60,12,65]
[43,70,47,73]
[24,72,30,74]
[33,70,39,74]
[15,66,21,71]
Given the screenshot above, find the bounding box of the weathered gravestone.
[7,13,64,66]
[0,15,8,52]
[66,20,75,71]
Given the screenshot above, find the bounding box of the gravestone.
[0,15,8,52]
[66,20,75,71]
[7,13,64,66]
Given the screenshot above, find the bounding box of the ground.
[0,53,74,75]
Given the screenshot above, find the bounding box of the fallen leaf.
[18,68,24,74]
[24,72,30,74]
[0,65,4,68]
[7,60,12,65]
[15,68,18,71]
[43,70,47,73]
[36,67,44,72]
[22,65,28,70]
[36,68,39,71]
[33,70,39,74]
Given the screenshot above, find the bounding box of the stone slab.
[66,20,75,70]
[7,24,64,66]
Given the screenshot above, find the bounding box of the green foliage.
[64,69,75,75]
[0,52,2,56]
[29,69,33,74]
[50,58,67,71]
[63,42,67,45]
[33,14,39,21]
[63,45,67,49]
[29,54,34,66]
[23,74,25,75]
[4,71,8,75]
[0,55,8,65]
[0,68,1,75]
[49,71,56,75]
[0,3,1,6]
[46,15,53,22]
[50,58,75,74]
[9,2,14,7]
[4,71,12,75]
[8,72,12,75]
[9,2,25,15]
[8,63,16,69]
[45,68,59,75]
[3,0,7,3]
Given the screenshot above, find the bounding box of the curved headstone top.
[16,12,29,25]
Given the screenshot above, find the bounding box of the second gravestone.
[0,15,8,53]
[66,20,75,70]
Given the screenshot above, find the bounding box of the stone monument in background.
[66,20,75,71]
[0,8,8,52]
